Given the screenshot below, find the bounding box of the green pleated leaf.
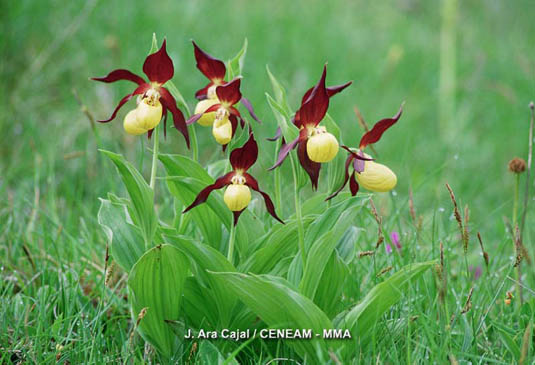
[212,272,339,362]
[128,244,189,357]
[97,198,144,271]
[240,217,313,274]
[338,261,435,348]
[266,93,297,142]
[164,234,237,328]
[304,196,364,251]
[299,231,335,299]
[314,253,349,317]
[266,66,291,114]
[227,38,248,80]
[100,150,156,248]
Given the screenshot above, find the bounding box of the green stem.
[149,123,160,191]
[190,125,199,162]
[227,221,236,264]
[273,143,282,212]
[513,174,523,305]
[513,174,520,228]
[290,155,306,270]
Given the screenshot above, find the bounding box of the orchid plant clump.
[91,34,434,363]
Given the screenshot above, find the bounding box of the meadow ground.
[1,0,535,363]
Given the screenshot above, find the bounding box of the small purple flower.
[390,231,402,251]
[385,243,393,254]
[469,265,482,280]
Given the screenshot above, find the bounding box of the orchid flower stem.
[227,221,236,264]
[513,174,520,228]
[513,173,523,305]
[149,123,160,191]
[273,143,282,212]
[190,125,199,162]
[290,155,306,270]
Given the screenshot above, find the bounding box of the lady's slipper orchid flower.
[269,66,343,189]
[187,78,244,148]
[267,80,352,142]
[183,133,284,225]
[192,41,260,123]
[92,40,189,146]
[326,105,403,200]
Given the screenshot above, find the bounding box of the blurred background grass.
[1,0,535,360]
[3,0,535,235]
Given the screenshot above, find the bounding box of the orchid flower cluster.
[92,38,403,225]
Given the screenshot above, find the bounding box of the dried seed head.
[377,266,393,277]
[508,157,526,174]
[359,250,375,258]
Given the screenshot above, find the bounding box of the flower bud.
[136,98,162,130]
[194,99,219,126]
[224,184,251,211]
[306,128,339,163]
[123,109,146,135]
[212,114,232,145]
[356,161,397,192]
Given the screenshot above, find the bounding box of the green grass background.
[2,0,535,362]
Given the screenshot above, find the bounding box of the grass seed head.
[508,157,526,174]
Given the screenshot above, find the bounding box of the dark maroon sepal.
[195,83,212,100]
[297,140,321,190]
[98,84,150,123]
[192,41,226,82]
[230,133,257,171]
[326,155,353,201]
[349,173,359,196]
[240,97,261,123]
[183,171,235,213]
[143,39,174,84]
[159,87,190,148]
[359,103,403,149]
[233,210,244,226]
[244,173,284,224]
[301,81,353,105]
[147,128,154,140]
[269,132,302,170]
[217,79,242,106]
[298,65,329,128]
[91,69,146,85]
[267,127,282,142]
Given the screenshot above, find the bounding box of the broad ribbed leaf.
[240,217,313,274]
[128,244,189,357]
[338,261,435,349]
[304,196,364,251]
[97,198,144,271]
[100,150,156,247]
[314,253,349,317]
[299,231,334,299]
[164,234,237,327]
[213,272,339,362]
